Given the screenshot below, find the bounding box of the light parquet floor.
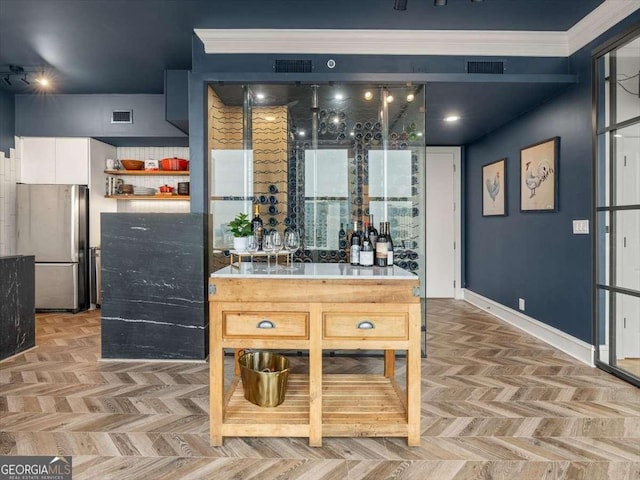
[1,300,639,479]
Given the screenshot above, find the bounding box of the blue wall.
[465,15,640,343]
[0,91,15,155]
[14,94,188,146]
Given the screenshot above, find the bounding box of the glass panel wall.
[594,26,640,386]
[208,83,426,279]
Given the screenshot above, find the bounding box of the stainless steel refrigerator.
[17,184,89,312]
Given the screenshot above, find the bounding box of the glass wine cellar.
[208,83,427,351]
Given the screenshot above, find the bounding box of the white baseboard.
[463,289,594,366]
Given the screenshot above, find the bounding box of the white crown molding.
[195,28,568,57]
[568,0,640,55]
[463,289,594,366]
[195,0,639,58]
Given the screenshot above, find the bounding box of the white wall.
[89,139,117,247]
[0,140,20,256]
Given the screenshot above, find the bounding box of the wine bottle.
[375,221,388,267]
[360,222,374,267]
[368,215,378,254]
[350,221,361,266]
[385,221,394,266]
[252,204,264,250]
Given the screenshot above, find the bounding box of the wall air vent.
[111,110,133,124]
[466,61,505,74]
[274,60,313,73]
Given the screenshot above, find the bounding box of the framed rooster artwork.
[520,137,559,212]
[482,158,506,216]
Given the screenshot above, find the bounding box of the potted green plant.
[228,212,252,251]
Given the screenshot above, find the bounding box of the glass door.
[594,28,640,385]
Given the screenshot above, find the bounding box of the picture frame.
[520,137,559,212]
[482,158,506,216]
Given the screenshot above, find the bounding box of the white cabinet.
[55,138,90,184]
[20,137,56,183]
[20,137,90,184]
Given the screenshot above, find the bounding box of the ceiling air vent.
[111,110,133,124]
[466,61,505,74]
[274,60,313,73]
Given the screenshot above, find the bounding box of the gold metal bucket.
[238,351,290,407]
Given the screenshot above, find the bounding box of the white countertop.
[211,262,417,280]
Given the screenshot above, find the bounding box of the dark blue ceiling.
[0,0,604,94]
[0,0,609,145]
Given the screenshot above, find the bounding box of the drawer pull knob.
[357,320,375,330]
[257,320,275,329]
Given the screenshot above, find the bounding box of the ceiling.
[0,0,608,145]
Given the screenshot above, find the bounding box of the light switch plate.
[572,220,589,234]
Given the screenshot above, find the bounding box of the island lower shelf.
[223,374,409,438]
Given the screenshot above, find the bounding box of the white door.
[616,136,640,360]
[425,147,459,298]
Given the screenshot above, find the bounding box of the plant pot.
[233,236,248,252]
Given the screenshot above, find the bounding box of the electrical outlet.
[518,298,525,311]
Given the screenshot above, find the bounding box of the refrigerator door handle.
[70,185,79,262]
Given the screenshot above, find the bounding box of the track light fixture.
[1,64,50,89]
[394,0,408,10]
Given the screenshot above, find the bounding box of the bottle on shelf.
[375,221,388,267]
[360,222,374,267]
[385,221,394,266]
[252,204,264,250]
[368,215,378,254]
[350,221,361,266]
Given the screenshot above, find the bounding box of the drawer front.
[323,312,408,340]
[223,311,309,339]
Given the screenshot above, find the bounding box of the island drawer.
[322,312,408,340]
[223,311,309,339]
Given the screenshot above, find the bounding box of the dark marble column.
[101,213,209,360]
[0,255,36,360]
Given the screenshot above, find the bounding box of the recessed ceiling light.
[613,134,622,138]
[417,132,423,137]
[444,115,460,122]
[299,130,305,137]
[406,93,415,102]
[256,93,265,100]
[264,115,276,122]
[364,91,373,100]
[350,132,354,136]
[332,116,340,124]
[335,93,343,100]
[386,94,394,103]
[37,76,49,87]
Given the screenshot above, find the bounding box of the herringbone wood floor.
[1,300,639,479]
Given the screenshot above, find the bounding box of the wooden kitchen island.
[209,263,421,447]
